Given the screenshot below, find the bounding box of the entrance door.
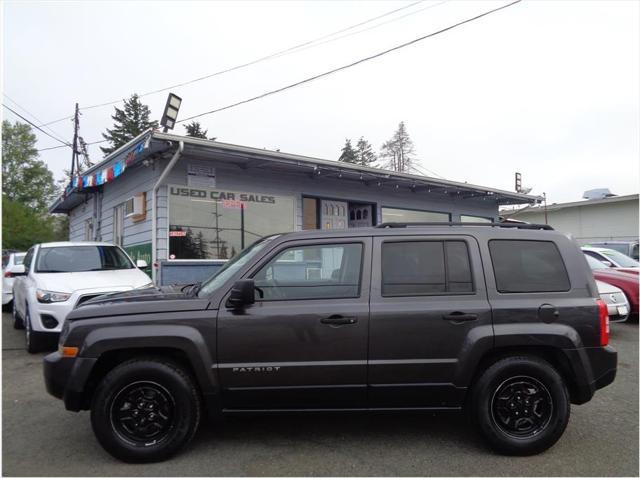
[321,200,348,230]
[368,235,492,408]
[217,237,372,410]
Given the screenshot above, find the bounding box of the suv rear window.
[489,240,570,293]
[382,240,473,296]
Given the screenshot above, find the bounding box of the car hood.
[595,280,622,294]
[614,268,639,275]
[594,268,640,283]
[36,269,151,293]
[66,285,210,321]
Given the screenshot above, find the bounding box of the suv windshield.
[14,253,26,265]
[35,246,134,273]
[197,235,279,297]
[601,249,639,268]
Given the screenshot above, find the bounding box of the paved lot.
[2,311,638,477]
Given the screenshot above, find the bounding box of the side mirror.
[601,260,614,268]
[136,259,148,269]
[226,279,255,309]
[9,264,26,276]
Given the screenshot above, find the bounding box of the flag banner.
[107,167,114,181]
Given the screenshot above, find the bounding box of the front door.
[368,235,492,408]
[217,237,372,410]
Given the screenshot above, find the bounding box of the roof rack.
[375,222,554,231]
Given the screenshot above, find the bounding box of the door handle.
[442,312,478,323]
[320,315,358,325]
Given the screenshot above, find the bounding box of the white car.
[2,251,26,308]
[595,279,630,323]
[582,246,639,269]
[12,242,153,353]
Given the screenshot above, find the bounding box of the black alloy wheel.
[471,355,570,456]
[91,358,202,463]
[490,376,552,438]
[110,381,176,446]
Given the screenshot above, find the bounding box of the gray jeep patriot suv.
[44,223,617,463]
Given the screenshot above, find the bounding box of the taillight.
[597,299,609,346]
[3,271,12,278]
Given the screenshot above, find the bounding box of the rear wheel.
[471,356,570,455]
[91,358,202,463]
[12,301,24,330]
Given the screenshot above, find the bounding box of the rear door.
[217,237,372,410]
[368,235,493,408]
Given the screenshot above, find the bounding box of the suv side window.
[253,243,363,301]
[489,240,570,293]
[381,240,473,296]
[23,247,35,272]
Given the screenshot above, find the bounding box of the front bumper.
[43,351,97,411]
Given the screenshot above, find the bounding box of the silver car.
[596,279,630,323]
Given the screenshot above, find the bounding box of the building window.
[381,207,449,224]
[168,185,295,260]
[488,240,570,293]
[253,243,363,301]
[461,215,492,223]
[113,204,125,246]
[381,241,473,296]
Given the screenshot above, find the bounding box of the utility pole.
[70,103,79,178]
[543,192,548,225]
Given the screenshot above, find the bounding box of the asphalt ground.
[2,311,638,477]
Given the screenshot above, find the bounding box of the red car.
[586,255,639,320]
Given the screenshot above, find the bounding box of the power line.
[178,0,522,124]
[2,104,72,148]
[3,94,70,145]
[37,0,440,127]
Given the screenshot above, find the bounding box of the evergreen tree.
[2,120,57,211]
[184,121,209,139]
[338,139,357,163]
[100,94,158,155]
[380,121,415,173]
[355,137,377,167]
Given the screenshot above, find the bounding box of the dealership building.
[50,130,540,284]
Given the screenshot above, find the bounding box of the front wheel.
[471,356,570,455]
[24,307,46,353]
[12,301,24,330]
[91,358,202,463]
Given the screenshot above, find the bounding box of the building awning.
[50,130,542,213]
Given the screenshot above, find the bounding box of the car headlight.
[136,282,155,290]
[36,289,71,303]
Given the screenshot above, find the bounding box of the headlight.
[137,282,155,290]
[36,289,71,303]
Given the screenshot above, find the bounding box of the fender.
[82,324,218,396]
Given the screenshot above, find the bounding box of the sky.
[2,0,639,205]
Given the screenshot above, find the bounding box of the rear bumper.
[565,345,617,404]
[43,351,97,411]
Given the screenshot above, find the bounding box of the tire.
[471,355,570,456]
[12,301,24,330]
[91,358,202,463]
[24,307,46,353]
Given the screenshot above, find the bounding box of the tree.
[100,94,158,155]
[380,121,415,173]
[184,121,209,139]
[338,139,357,163]
[1,198,58,250]
[355,137,377,167]
[2,120,57,211]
